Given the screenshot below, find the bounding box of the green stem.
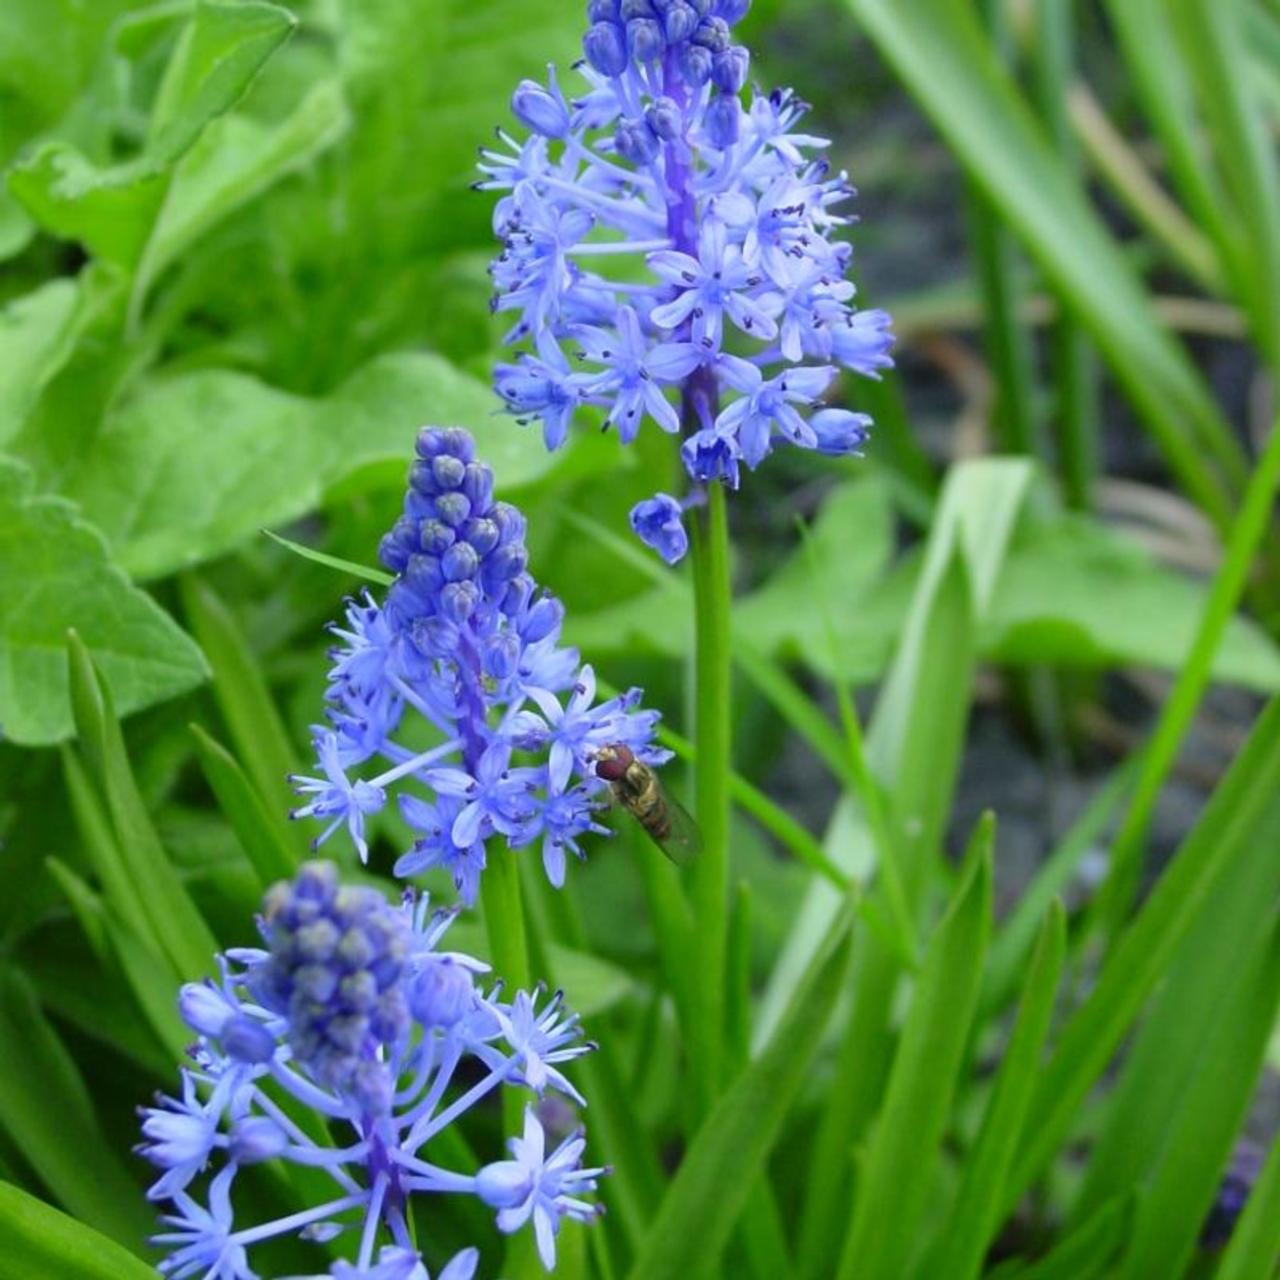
[480,847,531,1143]
[689,481,733,1120]
[480,847,531,990]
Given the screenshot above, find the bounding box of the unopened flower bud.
[616,117,660,165]
[705,91,740,147]
[583,21,628,75]
[511,80,570,139]
[626,17,665,62]
[711,45,749,92]
[230,1116,288,1164]
[222,1014,276,1065]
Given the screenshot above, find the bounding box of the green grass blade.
[1170,0,1280,373]
[1079,735,1280,1219]
[1216,1135,1280,1280]
[965,0,1045,471]
[625,913,853,1280]
[59,746,155,951]
[797,513,918,961]
[1006,695,1280,1210]
[726,880,753,1075]
[66,632,218,978]
[0,1182,158,1279]
[845,0,1246,526]
[1067,83,1224,293]
[1031,0,1099,509]
[834,821,994,1280]
[189,723,298,887]
[1103,0,1230,253]
[39,858,174,1074]
[919,899,1066,1280]
[980,757,1137,1017]
[262,528,394,585]
[1116,918,1280,1278]
[1093,410,1280,929]
[180,573,304,840]
[793,461,1028,1276]
[1014,1195,1132,1280]
[738,1180,794,1280]
[0,969,152,1249]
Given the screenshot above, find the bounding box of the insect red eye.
[594,743,636,782]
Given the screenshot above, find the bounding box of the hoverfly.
[594,744,702,867]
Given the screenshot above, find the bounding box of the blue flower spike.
[139,863,606,1278]
[290,426,670,902]
[481,0,894,560]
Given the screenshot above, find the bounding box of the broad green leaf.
[1116,919,1280,1278]
[0,1181,157,1279]
[735,474,895,654]
[844,0,1246,528]
[7,0,295,268]
[918,900,1066,1280]
[0,458,207,745]
[61,354,556,580]
[0,0,138,128]
[986,516,1280,692]
[835,828,993,1280]
[63,369,316,578]
[136,76,350,302]
[147,1,296,163]
[1216,1135,1280,1280]
[67,631,219,980]
[0,280,81,446]
[1007,695,1280,1210]
[0,968,151,1248]
[543,943,634,1021]
[438,917,635,1022]
[0,195,33,263]
[625,914,853,1280]
[576,506,1280,695]
[7,144,166,268]
[317,351,557,494]
[335,0,580,255]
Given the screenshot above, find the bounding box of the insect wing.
[650,789,702,867]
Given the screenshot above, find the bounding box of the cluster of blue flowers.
[481,0,894,562]
[139,862,604,1278]
[291,425,668,902]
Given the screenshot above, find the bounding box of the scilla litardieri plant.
[139,861,603,1279]
[290,425,668,986]
[482,0,892,1116]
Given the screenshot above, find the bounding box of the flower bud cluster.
[481,0,894,561]
[251,861,411,1110]
[291,426,668,902]
[139,865,603,1278]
